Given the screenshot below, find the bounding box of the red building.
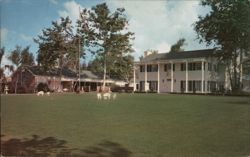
[11,66,76,93]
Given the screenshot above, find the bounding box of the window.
[164,64,171,72]
[140,65,145,72]
[148,81,158,91]
[188,80,202,92]
[147,65,152,72]
[196,62,202,70]
[203,81,205,92]
[164,64,167,71]
[164,63,174,72]
[208,63,212,71]
[188,81,193,91]
[195,81,201,91]
[181,63,186,71]
[188,62,202,71]
[146,64,158,72]
[152,65,158,72]
[188,63,193,71]
[180,80,186,92]
[139,81,145,91]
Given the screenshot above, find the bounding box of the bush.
[37,83,50,92]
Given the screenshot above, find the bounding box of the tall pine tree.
[88,3,134,89]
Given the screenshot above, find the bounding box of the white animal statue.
[37,91,44,96]
[112,93,117,100]
[97,93,102,100]
[103,92,111,100]
[46,92,50,96]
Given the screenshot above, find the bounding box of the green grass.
[1,93,250,157]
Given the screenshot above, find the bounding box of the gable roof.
[22,66,77,78]
[140,49,215,62]
[80,70,99,79]
[21,66,103,80]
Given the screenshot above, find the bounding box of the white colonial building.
[133,49,226,93]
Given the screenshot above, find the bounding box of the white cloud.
[49,0,58,5]
[107,1,208,60]
[58,1,83,24]
[20,33,33,41]
[0,28,8,44]
[156,42,171,53]
[57,1,209,61]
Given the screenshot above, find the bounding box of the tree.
[0,47,4,66]
[8,45,34,67]
[88,3,134,89]
[115,55,134,83]
[194,0,250,92]
[169,38,186,53]
[88,57,104,76]
[0,47,5,77]
[21,46,34,66]
[7,45,34,93]
[34,17,75,71]
[8,45,22,67]
[89,54,134,82]
[0,47,5,93]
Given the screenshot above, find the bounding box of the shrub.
[37,83,50,92]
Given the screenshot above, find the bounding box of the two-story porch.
[133,49,225,94]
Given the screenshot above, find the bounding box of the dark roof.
[140,49,215,62]
[80,70,100,79]
[22,66,103,79]
[140,53,166,62]
[23,66,77,78]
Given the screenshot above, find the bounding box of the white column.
[133,66,136,92]
[185,61,188,93]
[204,62,207,93]
[157,63,160,93]
[171,62,174,93]
[145,64,147,92]
[201,61,204,93]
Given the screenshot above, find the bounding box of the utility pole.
[78,33,81,92]
[78,7,88,92]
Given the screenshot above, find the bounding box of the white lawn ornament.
[37,91,44,96]
[112,93,117,100]
[46,92,50,96]
[103,92,111,100]
[97,93,102,100]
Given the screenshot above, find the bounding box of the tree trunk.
[239,49,243,89]
[233,57,237,91]
[15,74,19,94]
[102,53,107,92]
[227,63,233,91]
[232,50,241,93]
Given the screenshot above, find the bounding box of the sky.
[0,0,212,69]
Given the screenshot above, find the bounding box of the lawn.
[1,93,250,157]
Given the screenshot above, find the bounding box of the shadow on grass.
[225,100,250,105]
[1,135,132,157]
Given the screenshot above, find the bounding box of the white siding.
[135,57,225,93]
